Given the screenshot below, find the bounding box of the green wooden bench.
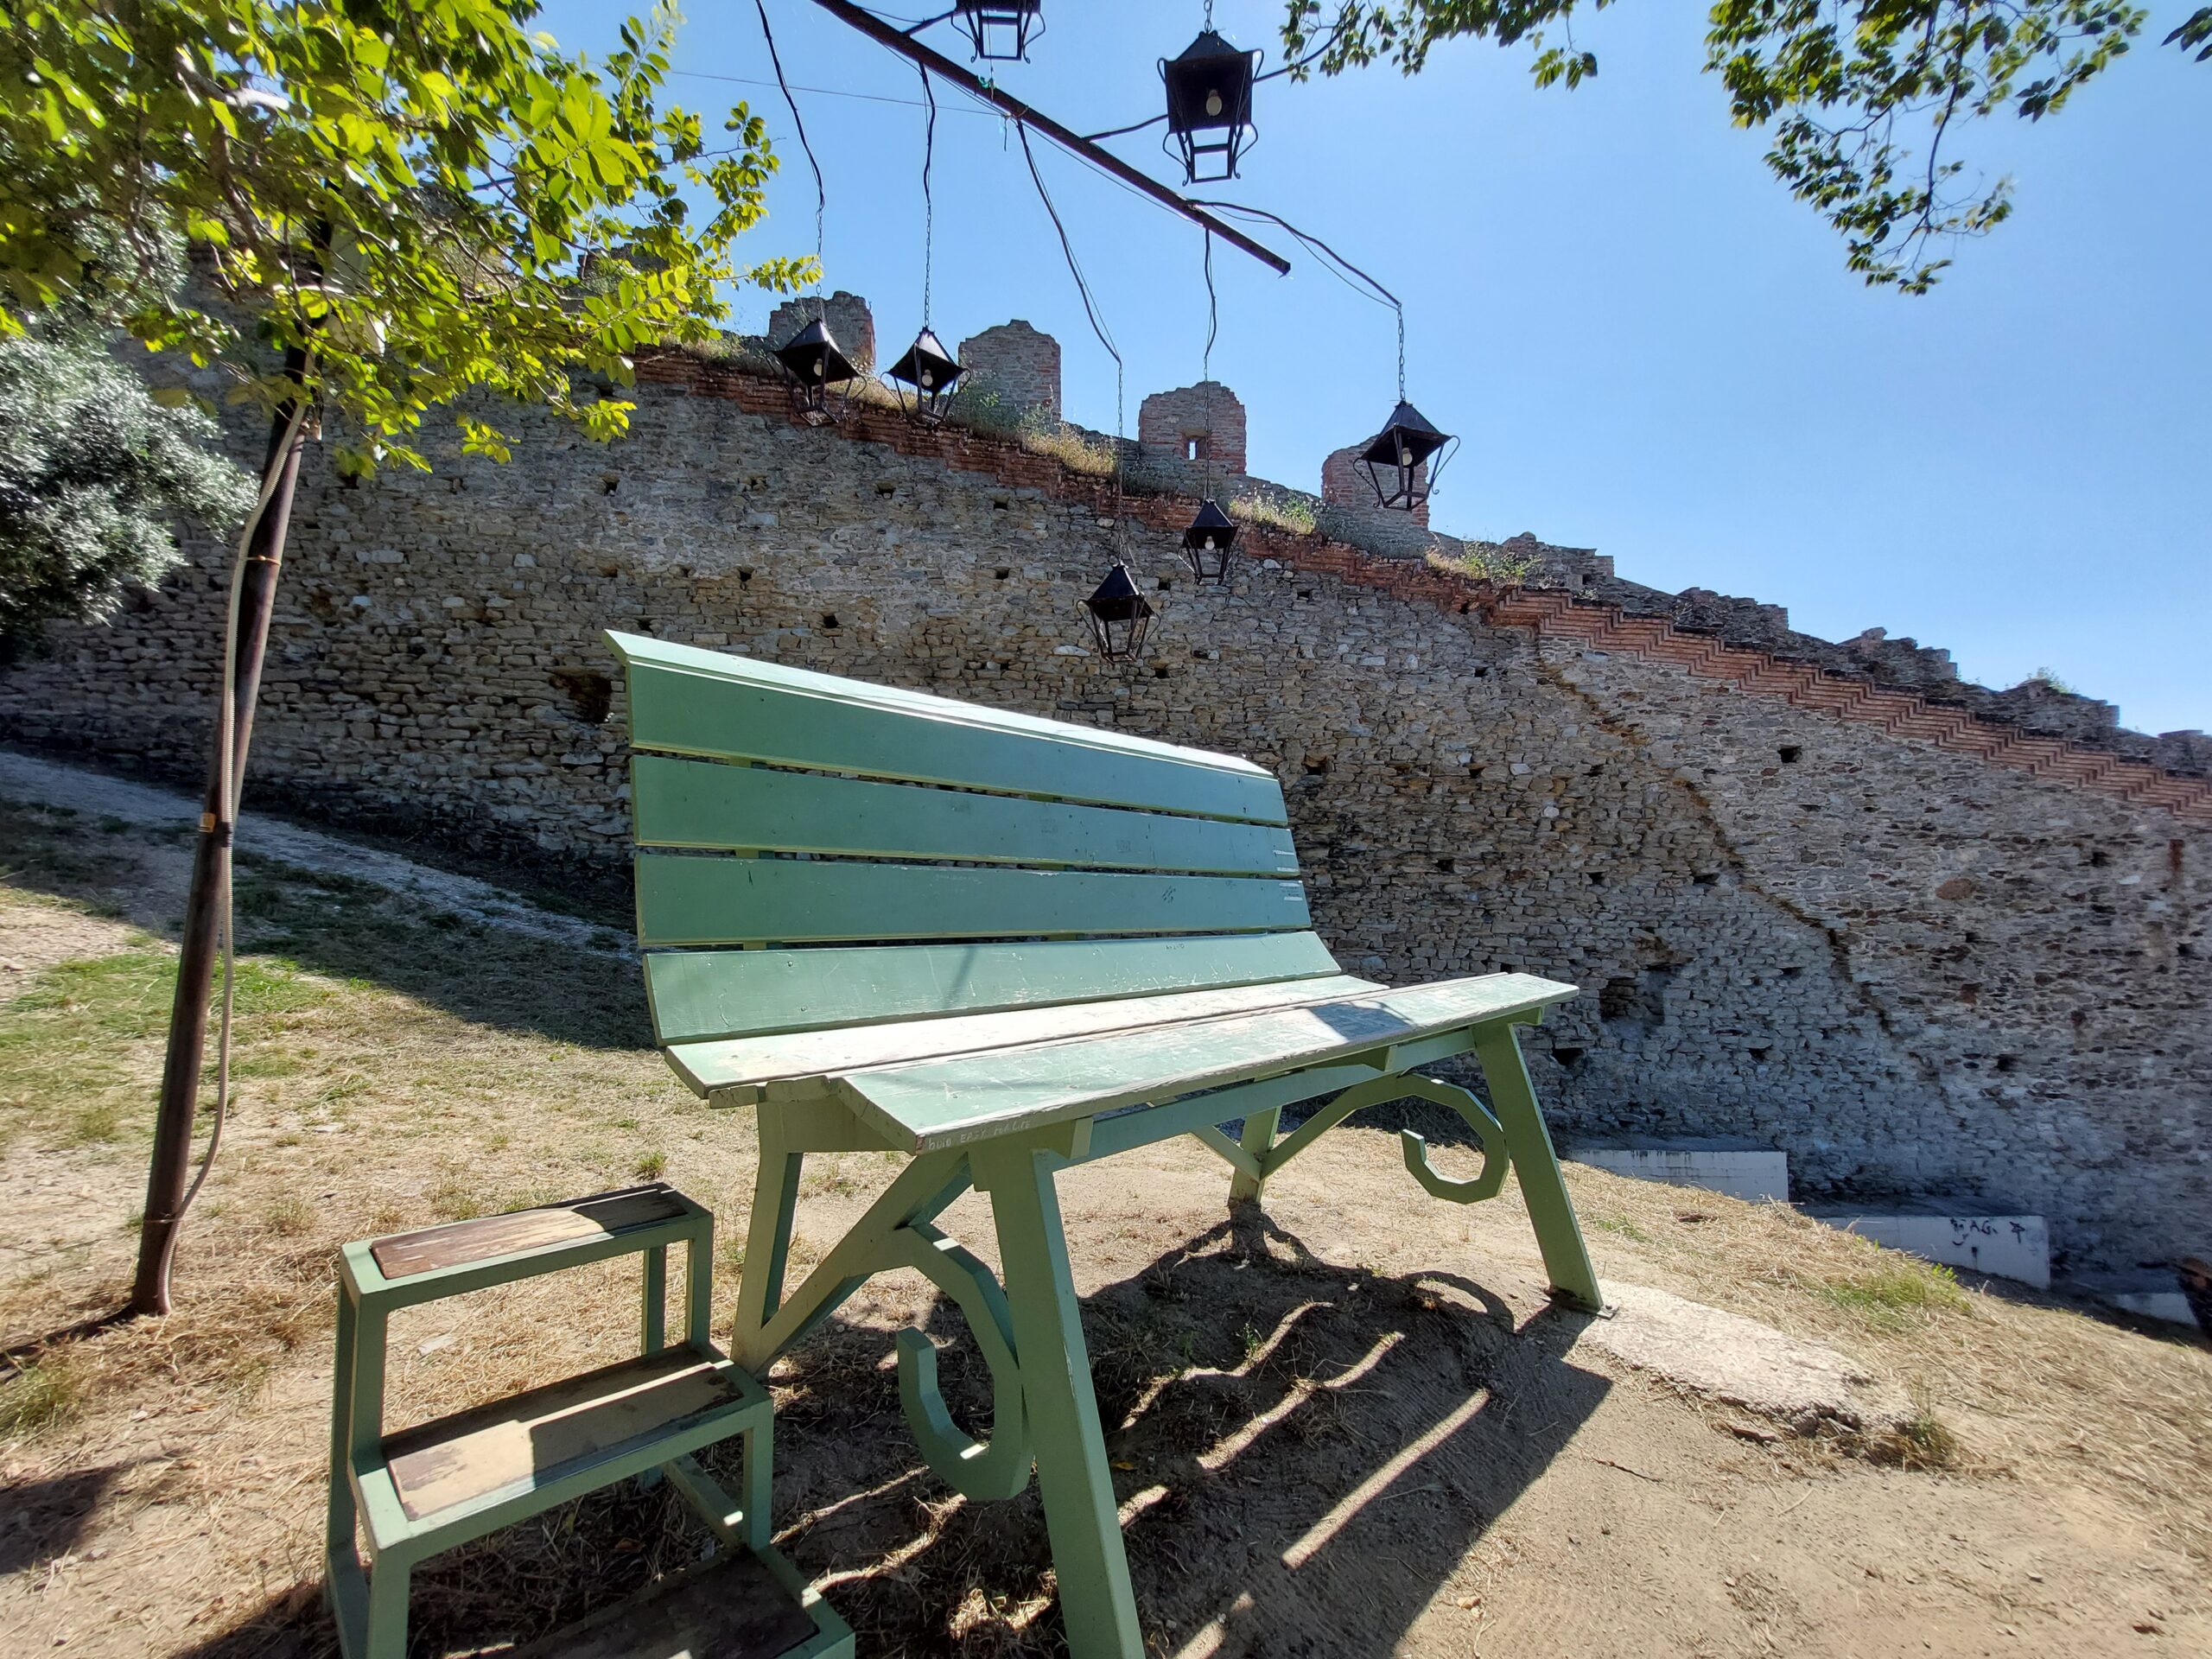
[607,630,1604,1659]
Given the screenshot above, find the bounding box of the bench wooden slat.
[383,1350,750,1522]
[367,1186,688,1281]
[632,753,1300,875]
[645,931,1346,1045]
[635,852,1311,948]
[613,644,1288,825]
[830,973,1580,1150]
[664,973,1384,1095]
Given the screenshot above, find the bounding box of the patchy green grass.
[1810,1255,1972,1334]
[1426,541,1539,589]
[0,1352,84,1440]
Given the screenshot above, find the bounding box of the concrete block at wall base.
[1568,1138,1789,1202]
[1804,1205,2050,1289]
[2061,1270,2204,1332]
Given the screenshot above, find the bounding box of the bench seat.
[822,971,1576,1152]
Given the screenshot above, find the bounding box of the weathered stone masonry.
[3,328,2205,1274]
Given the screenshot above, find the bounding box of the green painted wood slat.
[662,974,1383,1096]
[612,649,1287,825]
[634,853,1310,949]
[831,973,1580,1150]
[644,932,1345,1046]
[631,753,1299,875]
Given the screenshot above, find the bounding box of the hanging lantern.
[886,328,964,427]
[1357,400,1458,512]
[1179,499,1240,585]
[1081,563,1155,660]
[955,0,1042,62]
[1160,29,1261,184]
[773,316,858,427]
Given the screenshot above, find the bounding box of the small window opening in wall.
[737,568,754,584]
[2088,848,2110,868]
[1158,577,1174,593]
[1185,435,1209,461]
[1154,665,1172,679]
[1297,588,1314,601]
[1778,745,1802,764]
[1303,755,1332,776]
[1580,574,1596,587]
[874,480,897,496]
[1748,1046,1770,1064]
[1693,871,1719,887]
[745,475,769,493]
[1469,665,1491,679]
[1586,870,1605,886]
[821,613,840,631]
[550,669,613,726]
[992,496,1012,511]
[995,567,1013,580]
[1782,964,1804,978]
[1436,857,1456,874]
[1995,1054,2020,1074]
[600,474,620,494]
[1586,764,1604,777]
[1551,1046,1586,1071]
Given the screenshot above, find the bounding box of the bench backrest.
[606,631,1340,1047]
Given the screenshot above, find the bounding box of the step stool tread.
[383,1348,764,1523]
[369,1184,689,1281]
[510,1551,822,1659]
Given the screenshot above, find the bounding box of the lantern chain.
[754,0,828,321]
[918,61,937,327]
[1200,226,1218,501]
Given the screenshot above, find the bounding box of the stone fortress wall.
[3,295,2205,1274]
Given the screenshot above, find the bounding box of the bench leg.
[1471,1022,1604,1313]
[1227,1106,1281,1204]
[734,1140,804,1363]
[974,1143,1145,1659]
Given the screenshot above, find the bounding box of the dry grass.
[1229,494,1319,537]
[3,801,2209,1656]
[1427,540,1539,588]
[1564,1170,2212,1555]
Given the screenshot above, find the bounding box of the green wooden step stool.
[327,1183,851,1659]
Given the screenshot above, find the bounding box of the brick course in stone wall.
[3,344,2203,1272]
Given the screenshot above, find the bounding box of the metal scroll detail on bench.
[605,628,1605,1659]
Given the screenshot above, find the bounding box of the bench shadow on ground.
[1,801,651,1052]
[158,1207,1605,1659]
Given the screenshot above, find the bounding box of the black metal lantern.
[886,327,964,426]
[1180,499,1240,585]
[1357,400,1458,512]
[1160,29,1260,184]
[1081,563,1155,660]
[773,316,858,427]
[955,0,1041,62]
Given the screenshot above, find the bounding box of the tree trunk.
[129,351,314,1317]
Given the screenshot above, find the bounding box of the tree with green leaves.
[1284,2,2208,292]
[0,328,254,660]
[0,0,807,1313]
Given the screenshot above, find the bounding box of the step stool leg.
[974,1142,1144,1659]
[1228,1106,1281,1204]
[326,1284,371,1654]
[1471,1022,1604,1313]
[741,1413,773,1553]
[641,1243,669,1354]
[362,1553,412,1659]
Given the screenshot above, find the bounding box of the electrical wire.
[151,389,313,1308]
[670,67,990,115]
[1188,197,1408,397]
[1015,119,1131,569]
[753,0,829,318]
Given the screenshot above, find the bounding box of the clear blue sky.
[541,1,2211,737]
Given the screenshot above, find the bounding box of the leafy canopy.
[0,328,256,658]
[0,0,810,473]
[1284,3,2202,292]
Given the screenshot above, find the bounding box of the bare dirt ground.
[3,768,2208,1657]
